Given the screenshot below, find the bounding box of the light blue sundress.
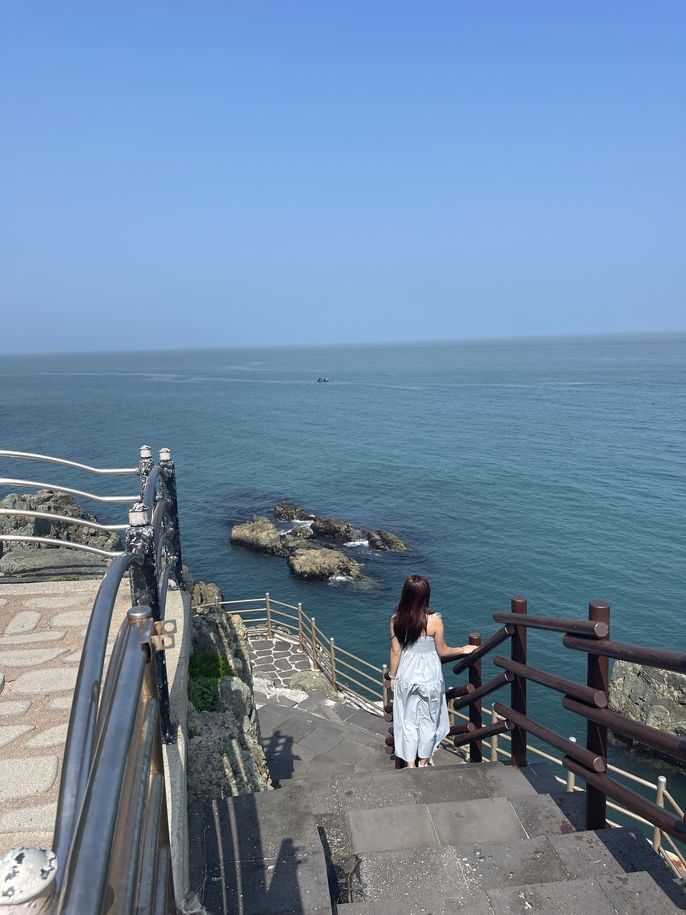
[393,619,449,762]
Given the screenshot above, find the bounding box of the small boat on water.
[317,377,330,383]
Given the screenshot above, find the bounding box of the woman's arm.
[431,616,477,661]
[387,615,402,683]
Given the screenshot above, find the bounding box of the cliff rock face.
[609,660,686,766]
[0,490,121,578]
[188,586,271,802]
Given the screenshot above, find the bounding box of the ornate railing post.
[510,595,528,767]
[158,446,185,589]
[137,444,154,498]
[126,503,176,744]
[585,599,610,828]
[469,632,482,762]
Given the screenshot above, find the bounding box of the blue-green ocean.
[1,334,684,802]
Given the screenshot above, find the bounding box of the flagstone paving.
[0,577,131,853]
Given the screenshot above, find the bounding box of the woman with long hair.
[386,574,476,767]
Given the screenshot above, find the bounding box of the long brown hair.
[393,575,431,648]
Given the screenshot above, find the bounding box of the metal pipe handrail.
[56,613,151,912]
[0,477,138,503]
[53,553,140,869]
[0,535,125,557]
[141,465,162,512]
[0,449,138,475]
[0,508,127,531]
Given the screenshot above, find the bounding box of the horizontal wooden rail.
[493,656,608,707]
[493,702,605,773]
[445,683,475,702]
[562,636,686,673]
[493,612,609,638]
[562,696,686,764]
[451,625,514,675]
[449,672,513,711]
[449,722,476,737]
[562,756,686,840]
[453,719,513,748]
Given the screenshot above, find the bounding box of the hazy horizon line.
[1,328,685,359]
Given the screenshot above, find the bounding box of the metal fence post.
[382,663,391,708]
[265,592,272,639]
[310,616,319,670]
[511,595,528,767]
[585,600,610,829]
[330,637,338,691]
[654,775,666,851]
[469,632,482,763]
[297,602,304,650]
[138,444,154,500]
[566,737,577,792]
[490,706,499,762]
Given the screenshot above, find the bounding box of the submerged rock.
[274,501,313,521]
[230,515,284,556]
[311,516,363,543]
[367,529,408,552]
[287,547,362,581]
[609,660,686,767]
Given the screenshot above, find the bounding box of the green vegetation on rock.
[188,651,234,711]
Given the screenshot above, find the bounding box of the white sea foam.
[344,539,369,547]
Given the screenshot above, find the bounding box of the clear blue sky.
[1,2,684,353]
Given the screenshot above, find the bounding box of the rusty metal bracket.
[150,619,176,651]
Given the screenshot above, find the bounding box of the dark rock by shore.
[0,490,121,580]
[609,660,686,767]
[229,502,408,583]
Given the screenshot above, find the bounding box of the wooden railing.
[207,591,686,881]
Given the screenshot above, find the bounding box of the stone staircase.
[189,691,683,914]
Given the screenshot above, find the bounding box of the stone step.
[346,794,575,856]
[188,788,332,914]
[256,698,465,785]
[337,871,680,914]
[351,826,681,908]
[284,761,549,817]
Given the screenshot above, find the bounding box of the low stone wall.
[188,583,271,803]
[609,660,686,767]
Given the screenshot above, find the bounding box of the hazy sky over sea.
[1,2,684,354]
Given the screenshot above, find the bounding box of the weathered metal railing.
[195,594,388,712]
[0,446,186,912]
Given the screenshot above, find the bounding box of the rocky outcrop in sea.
[609,660,686,767]
[229,501,408,582]
[0,490,121,580]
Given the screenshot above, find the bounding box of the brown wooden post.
[586,599,610,829]
[510,595,528,767]
[468,632,482,762]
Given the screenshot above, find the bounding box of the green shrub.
[189,675,218,712]
[189,651,233,679]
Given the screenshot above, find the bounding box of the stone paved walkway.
[247,630,314,688]
[0,577,130,854]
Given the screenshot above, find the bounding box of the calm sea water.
[1,334,684,798]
